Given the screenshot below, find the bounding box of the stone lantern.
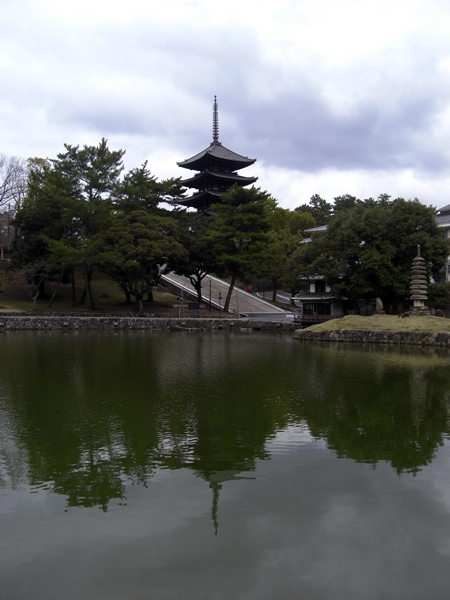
[409,245,430,315]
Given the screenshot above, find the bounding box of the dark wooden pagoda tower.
[177,97,257,211]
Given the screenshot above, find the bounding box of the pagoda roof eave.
[178,190,222,209]
[181,171,258,188]
[178,141,256,171]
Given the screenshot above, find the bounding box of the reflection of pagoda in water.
[197,469,252,535]
[177,96,257,212]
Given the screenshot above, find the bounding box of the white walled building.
[435,204,450,282]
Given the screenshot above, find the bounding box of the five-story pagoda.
[177,97,257,212]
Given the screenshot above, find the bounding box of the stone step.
[160,272,286,314]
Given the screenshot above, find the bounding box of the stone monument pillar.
[374,297,385,314]
[409,245,430,315]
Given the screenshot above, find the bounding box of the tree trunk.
[118,284,132,304]
[352,299,360,315]
[188,274,204,303]
[71,267,77,307]
[196,283,203,304]
[272,281,278,302]
[147,288,154,303]
[194,279,203,303]
[137,296,144,313]
[32,290,40,311]
[83,262,96,310]
[38,278,46,298]
[48,270,64,308]
[224,272,237,312]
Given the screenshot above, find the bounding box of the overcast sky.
[2,0,450,210]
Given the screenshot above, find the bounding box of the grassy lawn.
[307,314,450,333]
[0,269,182,314]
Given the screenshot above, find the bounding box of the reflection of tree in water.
[289,344,450,474]
[0,333,287,514]
[53,446,128,511]
[1,333,450,517]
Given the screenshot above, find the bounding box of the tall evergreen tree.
[53,139,125,308]
[171,211,216,304]
[96,210,187,311]
[295,194,333,226]
[208,185,272,312]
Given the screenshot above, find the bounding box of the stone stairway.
[160,272,286,315]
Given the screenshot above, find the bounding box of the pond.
[1,331,450,599]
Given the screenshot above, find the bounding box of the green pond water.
[1,331,450,599]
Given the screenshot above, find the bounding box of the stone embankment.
[0,314,297,332]
[293,328,450,346]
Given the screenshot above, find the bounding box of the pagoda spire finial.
[213,95,219,142]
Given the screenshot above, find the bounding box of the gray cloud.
[2,0,450,206]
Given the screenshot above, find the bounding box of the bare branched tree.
[21,262,48,311]
[0,154,28,211]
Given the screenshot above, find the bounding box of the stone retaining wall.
[293,328,450,346]
[0,315,297,332]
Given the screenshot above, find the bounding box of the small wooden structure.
[291,278,346,325]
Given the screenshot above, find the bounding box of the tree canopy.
[170,211,216,303]
[10,141,186,310]
[8,139,449,313]
[296,197,449,306]
[97,210,186,311]
[208,185,274,311]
